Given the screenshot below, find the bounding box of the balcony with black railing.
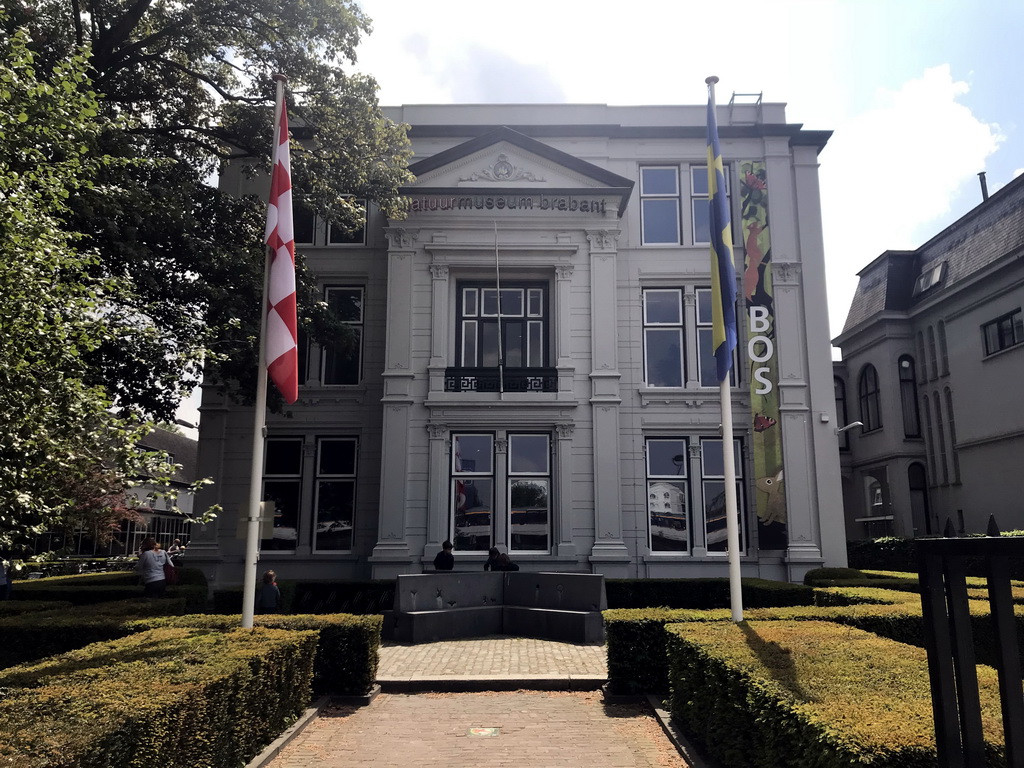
[444,367,558,393]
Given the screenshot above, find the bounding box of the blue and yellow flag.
[707,84,738,383]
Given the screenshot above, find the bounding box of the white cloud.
[821,65,1003,341]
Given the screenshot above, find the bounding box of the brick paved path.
[377,636,608,679]
[266,691,691,768]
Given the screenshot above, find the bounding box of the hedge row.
[11,568,208,611]
[0,605,381,695]
[0,626,316,768]
[0,600,72,617]
[667,620,1006,768]
[605,577,813,609]
[129,613,383,695]
[604,596,1024,694]
[0,599,189,668]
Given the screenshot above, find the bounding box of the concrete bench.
[382,571,606,645]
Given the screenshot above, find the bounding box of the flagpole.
[494,221,505,398]
[241,74,287,629]
[707,75,743,622]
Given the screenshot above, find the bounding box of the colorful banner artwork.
[739,161,787,549]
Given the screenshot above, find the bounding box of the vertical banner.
[738,161,787,549]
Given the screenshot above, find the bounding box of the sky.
[352,0,1021,345]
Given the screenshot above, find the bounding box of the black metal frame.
[918,533,1024,767]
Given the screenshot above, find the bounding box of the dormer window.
[913,261,947,296]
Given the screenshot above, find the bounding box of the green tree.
[0,27,208,549]
[5,0,412,418]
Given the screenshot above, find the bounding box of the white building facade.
[191,102,846,585]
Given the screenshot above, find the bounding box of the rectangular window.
[982,310,1023,356]
[457,282,547,368]
[293,201,367,246]
[508,434,550,552]
[262,438,303,551]
[700,438,745,554]
[691,165,730,244]
[313,438,357,552]
[695,288,738,386]
[452,433,494,552]
[322,287,363,385]
[646,438,690,552]
[640,167,681,245]
[643,289,684,387]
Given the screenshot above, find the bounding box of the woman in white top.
[138,537,174,598]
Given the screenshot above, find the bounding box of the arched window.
[835,377,849,450]
[934,390,948,485]
[927,326,938,380]
[945,387,960,483]
[937,321,949,375]
[898,356,921,438]
[858,364,881,431]
[923,395,936,485]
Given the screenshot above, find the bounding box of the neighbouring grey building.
[190,101,846,586]
[833,172,1024,541]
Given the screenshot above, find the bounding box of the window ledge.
[983,342,1023,361]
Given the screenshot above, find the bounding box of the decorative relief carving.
[688,444,702,459]
[555,264,575,280]
[495,438,508,454]
[683,292,696,307]
[385,227,417,249]
[426,424,447,439]
[773,261,801,283]
[458,153,545,183]
[586,229,619,251]
[429,264,449,280]
[303,441,316,458]
[555,423,576,439]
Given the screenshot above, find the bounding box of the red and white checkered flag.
[263,99,298,404]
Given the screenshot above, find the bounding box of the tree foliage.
[0,26,211,549]
[5,0,413,419]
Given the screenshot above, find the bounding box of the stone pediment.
[404,126,633,216]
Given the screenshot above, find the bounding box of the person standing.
[258,570,281,613]
[433,540,455,571]
[138,537,173,598]
[0,559,10,601]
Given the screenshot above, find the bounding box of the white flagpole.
[241,74,287,629]
[494,221,504,397]
[707,75,743,622]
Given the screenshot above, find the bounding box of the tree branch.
[93,0,154,63]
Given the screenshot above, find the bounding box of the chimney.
[978,171,989,201]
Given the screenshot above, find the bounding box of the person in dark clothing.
[433,540,455,571]
[492,553,519,572]
[258,570,281,613]
[483,547,500,571]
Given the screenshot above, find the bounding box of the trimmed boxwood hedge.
[0,600,72,617]
[0,626,316,768]
[667,620,1006,768]
[605,577,813,609]
[129,613,383,695]
[604,597,1024,694]
[11,568,208,611]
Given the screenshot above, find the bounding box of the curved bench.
[382,571,606,644]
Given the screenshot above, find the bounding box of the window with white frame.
[695,287,737,386]
[640,166,681,245]
[645,437,745,555]
[262,437,303,551]
[293,200,367,246]
[322,287,363,385]
[646,438,690,552]
[982,310,1023,356]
[643,289,684,387]
[700,438,745,554]
[508,434,551,552]
[451,431,552,554]
[452,433,494,552]
[859,364,881,431]
[313,437,357,552]
[690,165,730,244]
[457,282,547,368]
[898,355,921,438]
